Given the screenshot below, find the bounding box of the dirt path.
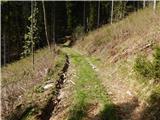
[70,48,145,120]
[50,48,115,120]
[50,48,145,120]
[100,75,141,120]
[85,57,145,120]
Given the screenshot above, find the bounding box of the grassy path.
[62,48,116,120]
[72,49,146,120]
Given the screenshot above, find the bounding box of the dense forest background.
[1,1,155,65]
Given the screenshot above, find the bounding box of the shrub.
[134,55,153,79]
[134,46,160,81]
[73,25,85,40]
[153,47,160,79]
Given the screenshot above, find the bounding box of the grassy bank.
[1,47,67,120]
[75,7,160,120]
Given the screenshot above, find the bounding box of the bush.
[153,47,160,79]
[134,55,153,79]
[73,25,85,40]
[134,46,160,81]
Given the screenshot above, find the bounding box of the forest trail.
[50,48,143,120]
[49,47,115,120]
[73,48,144,120]
[67,48,145,120]
[94,64,144,120]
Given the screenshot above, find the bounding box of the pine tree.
[22,1,39,57]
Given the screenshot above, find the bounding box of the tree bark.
[111,0,114,24]
[3,31,6,66]
[53,1,56,52]
[83,1,86,32]
[143,0,146,8]
[42,1,51,50]
[31,1,34,70]
[153,0,156,11]
[97,1,100,27]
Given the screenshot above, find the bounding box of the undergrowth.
[1,48,66,120]
[134,46,160,82]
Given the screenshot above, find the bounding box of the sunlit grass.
[63,48,116,120]
[74,7,160,120]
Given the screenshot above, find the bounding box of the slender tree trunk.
[53,1,56,52]
[153,0,156,11]
[137,1,140,10]
[3,32,6,66]
[97,1,100,27]
[111,0,114,24]
[42,1,51,50]
[31,1,34,70]
[83,1,86,32]
[143,0,146,8]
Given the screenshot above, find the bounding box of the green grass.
[74,7,160,119]
[62,48,116,120]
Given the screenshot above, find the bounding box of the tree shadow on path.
[93,97,139,120]
[139,92,160,120]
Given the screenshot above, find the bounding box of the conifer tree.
[22,1,39,58]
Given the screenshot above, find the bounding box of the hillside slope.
[2,7,160,120]
[75,7,160,120]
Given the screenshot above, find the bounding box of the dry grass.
[75,6,160,119]
[76,7,160,59]
[1,47,62,120]
[2,47,53,86]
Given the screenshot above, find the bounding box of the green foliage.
[113,1,127,22]
[153,47,160,79]
[134,46,160,81]
[88,2,97,30]
[134,55,153,79]
[73,25,85,40]
[22,2,39,57]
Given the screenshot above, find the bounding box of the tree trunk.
[3,31,6,66]
[143,0,146,8]
[153,0,156,11]
[83,1,86,32]
[97,1,100,27]
[111,0,114,24]
[31,1,34,70]
[53,1,56,52]
[42,1,51,50]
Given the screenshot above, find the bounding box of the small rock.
[126,90,132,96]
[108,91,113,95]
[43,83,54,90]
